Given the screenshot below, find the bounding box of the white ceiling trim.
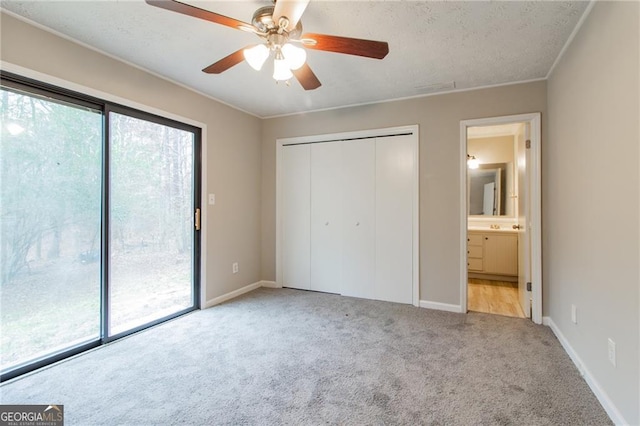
[263,77,547,120]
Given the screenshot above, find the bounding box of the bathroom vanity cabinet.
[467,230,518,278]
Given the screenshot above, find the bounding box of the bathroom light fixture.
[467,155,479,169]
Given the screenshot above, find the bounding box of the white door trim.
[459,113,542,324]
[276,125,420,307]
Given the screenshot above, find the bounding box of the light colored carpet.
[1,287,611,425]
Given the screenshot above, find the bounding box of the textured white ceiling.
[1,1,589,118]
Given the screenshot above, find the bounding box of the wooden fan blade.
[301,33,389,59]
[202,48,249,74]
[145,0,255,32]
[273,0,310,32]
[292,63,321,90]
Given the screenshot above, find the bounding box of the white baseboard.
[419,300,463,313]
[543,316,627,425]
[259,280,280,288]
[203,280,282,308]
[203,282,262,308]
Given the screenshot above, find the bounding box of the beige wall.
[0,13,263,304]
[468,135,514,165]
[546,1,639,424]
[262,81,546,305]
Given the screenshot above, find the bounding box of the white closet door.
[341,139,375,299]
[281,144,311,290]
[311,142,343,294]
[375,135,414,304]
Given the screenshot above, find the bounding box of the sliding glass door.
[108,111,198,337]
[0,75,201,380]
[0,85,102,373]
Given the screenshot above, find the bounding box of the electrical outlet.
[571,304,577,324]
[232,262,239,274]
[608,338,616,367]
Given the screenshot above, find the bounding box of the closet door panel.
[281,144,311,290]
[311,142,343,294]
[341,139,375,299]
[375,135,414,304]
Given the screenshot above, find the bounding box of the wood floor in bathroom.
[468,278,526,318]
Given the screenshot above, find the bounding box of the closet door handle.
[325,222,329,226]
[355,222,360,226]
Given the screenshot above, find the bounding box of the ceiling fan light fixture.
[243,44,269,71]
[281,43,306,70]
[273,57,293,81]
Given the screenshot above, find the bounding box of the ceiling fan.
[145,0,390,90]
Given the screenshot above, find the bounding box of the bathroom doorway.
[459,113,542,323]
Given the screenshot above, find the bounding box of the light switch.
[208,194,216,205]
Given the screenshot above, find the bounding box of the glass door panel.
[0,86,102,373]
[108,112,196,336]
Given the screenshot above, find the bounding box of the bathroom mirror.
[467,127,519,218]
[469,162,508,216]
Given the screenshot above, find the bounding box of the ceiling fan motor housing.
[252,6,303,40]
[268,33,288,51]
